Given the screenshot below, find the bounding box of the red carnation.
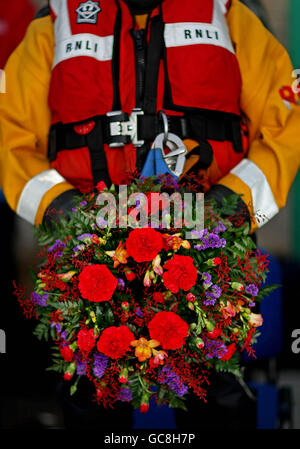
[152,292,165,304]
[148,311,189,350]
[60,346,74,362]
[162,255,197,293]
[77,328,96,352]
[97,326,134,359]
[126,228,163,263]
[78,264,117,302]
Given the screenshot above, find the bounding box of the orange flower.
[131,337,160,362]
[57,271,77,281]
[106,241,129,268]
[235,300,245,313]
[220,300,237,320]
[162,233,191,251]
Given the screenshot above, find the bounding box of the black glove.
[205,185,251,228]
[42,189,81,228]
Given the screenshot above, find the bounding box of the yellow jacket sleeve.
[220,0,300,231]
[0,15,74,226]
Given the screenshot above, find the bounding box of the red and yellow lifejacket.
[48,0,248,191]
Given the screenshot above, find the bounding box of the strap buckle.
[106,108,144,148]
[152,133,187,178]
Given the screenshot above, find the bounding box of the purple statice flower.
[75,356,87,376]
[202,272,212,282]
[76,362,86,376]
[61,331,67,341]
[209,233,226,248]
[213,221,227,234]
[31,292,48,307]
[245,284,259,297]
[204,338,227,359]
[158,365,188,397]
[194,231,226,251]
[135,307,144,318]
[93,353,108,378]
[56,323,62,333]
[48,239,66,257]
[203,280,213,289]
[77,233,93,241]
[191,229,209,239]
[194,241,209,251]
[117,387,133,402]
[72,200,87,213]
[117,278,125,290]
[205,233,222,248]
[202,272,213,289]
[211,284,222,299]
[249,302,255,308]
[218,238,227,248]
[73,244,85,253]
[203,292,217,306]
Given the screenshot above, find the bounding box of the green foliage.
[46,358,66,373]
[168,391,188,411]
[255,284,281,303]
[211,193,241,216]
[214,354,242,378]
[33,321,49,341]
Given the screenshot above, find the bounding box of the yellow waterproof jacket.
[0,0,300,230]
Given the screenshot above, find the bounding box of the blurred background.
[0,0,299,430]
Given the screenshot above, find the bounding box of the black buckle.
[106,109,144,148]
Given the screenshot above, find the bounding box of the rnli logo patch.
[76,1,101,24]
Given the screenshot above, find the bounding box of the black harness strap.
[83,0,123,188]
[86,120,111,187]
[112,1,122,111]
[48,111,244,164]
[133,8,164,171]
[188,114,243,153]
[48,119,111,187]
[143,12,164,115]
